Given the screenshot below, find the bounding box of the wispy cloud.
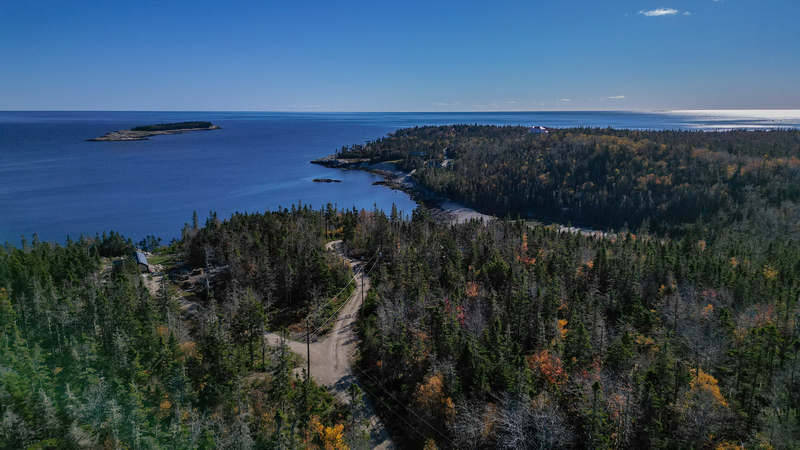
[435,103,444,105]
[560,98,571,102]
[609,95,626,99]
[683,11,691,15]
[507,101,516,104]
[639,8,681,17]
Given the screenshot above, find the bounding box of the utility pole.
[361,264,365,319]
[306,317,311,380]
[361,249,377,319]
[305,316,311,446]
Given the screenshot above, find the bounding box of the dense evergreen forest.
[328,126,800,449]
[4,126,800,449]
[347,207,800,449]
[0,208,366,450]
[339,126,800,237]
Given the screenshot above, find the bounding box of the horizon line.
[2,109,800,113]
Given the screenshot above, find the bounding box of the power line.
[270,242,461,448]
[314,245,378,317]
[311,337,461,450]
[308,249,376,336]
[308,248,379,338]
[304,250,462,449]
[309,244,369,315]
[349,360,462,449]
[309,252,376,338]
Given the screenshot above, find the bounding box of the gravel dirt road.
[265,240,394,449]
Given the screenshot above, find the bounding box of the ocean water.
[1,110,799,245]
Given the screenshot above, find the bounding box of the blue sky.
[1,0,798,111]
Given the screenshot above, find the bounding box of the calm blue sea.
[2,110,799,245]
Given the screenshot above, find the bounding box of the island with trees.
[4,126,800,449]
[87,121,221,141]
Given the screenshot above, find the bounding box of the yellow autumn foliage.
[423,438,439,450]
[160,399,172,411]
[315,422,348,450]
[156,398,173,419]
[694,370,727,406]
[558,319,568,339]
[715,441,744,450]
[671,368,732,447]
[466,282,480,298]
[181,341,198,358]
[724,165,738,179]
[700,304,714,321]
[414,373,455,418]
[675,368,729,417]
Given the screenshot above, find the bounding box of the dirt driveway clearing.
[265,240,394,449]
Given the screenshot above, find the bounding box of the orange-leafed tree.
[673,368,732,448]
[413,372,455,444]
[315,421,348,450]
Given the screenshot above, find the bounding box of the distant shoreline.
[87,123,221,141]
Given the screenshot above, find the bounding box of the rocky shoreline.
[311,155,609,237]
[311,155,493,223]
[87,125,221,141]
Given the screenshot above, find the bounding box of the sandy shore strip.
[312,156,493,224]
[436,200,494,223]
[311,156,616,239]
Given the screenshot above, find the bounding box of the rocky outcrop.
[87,125,221,141]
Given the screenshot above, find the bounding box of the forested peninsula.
[87,121,220,141]
[325,125,800,236]
[4,126,800,449]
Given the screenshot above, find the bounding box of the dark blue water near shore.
[2,111,799,245]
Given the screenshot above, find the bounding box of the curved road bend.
[265,240,394,450]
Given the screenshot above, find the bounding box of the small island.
[87,121,221,141]
[312,178,342,183]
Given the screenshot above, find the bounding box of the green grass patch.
[147,254,174,266]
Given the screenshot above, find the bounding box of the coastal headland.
[87,121,221,141]
[312,154,492,224]
[312,153,607,238]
